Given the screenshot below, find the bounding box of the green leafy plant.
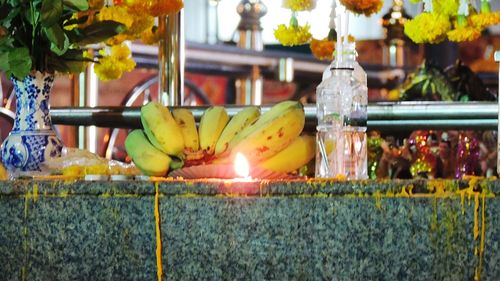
[0,0,125,78]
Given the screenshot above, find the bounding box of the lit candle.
[234,152,252,180]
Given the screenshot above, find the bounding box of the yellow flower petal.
[94,44,136,81]
[282,0,317,12]
[404,13,451,44]
[274,23,312,46]
[447,26,481,42]
[470,11,500,29]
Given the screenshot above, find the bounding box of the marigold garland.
[282,0,317,12]
[123,0,184,17]
[404,13,451,44]
[470,11,500,29]
[310,38,335,61]
[274,23,312,46]
[339,0,383,16]
[447,26,481,42]
[95,44,136,81]
[141,26,162,45]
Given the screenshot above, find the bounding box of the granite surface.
[0,179,499,280]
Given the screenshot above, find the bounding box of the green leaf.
[44,24,69,55]
[41,0,63,27]
[25,5,40,25]
[8,47,32,78]
[68,21,126,45]
[0,51,8,71]
[63,0,88,11]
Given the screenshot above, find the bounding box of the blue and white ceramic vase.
[1,72,63,174]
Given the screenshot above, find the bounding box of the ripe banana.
[172,108,199,153]
[214,106,260,155]
[125,130,171,176]
[259,135,315,173]
[199,106,229,155]
[228,102,305,164]
[141,102,185,158]
[226,101,301,150]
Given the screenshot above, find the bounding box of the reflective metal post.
[70,49,98,153]
[495,51,500,176]
[158,11,185,106]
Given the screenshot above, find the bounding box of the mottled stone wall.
[0,179,499,280]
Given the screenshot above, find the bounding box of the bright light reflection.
[234,152,250,178]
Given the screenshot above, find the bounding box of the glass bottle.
[315,42,368,179]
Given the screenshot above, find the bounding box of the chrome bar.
[158,11,184,106]
[495,50,499,176]
[51,102,500,131]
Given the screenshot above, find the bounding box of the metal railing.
[51,101,499,131]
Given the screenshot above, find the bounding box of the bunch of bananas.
[125,100,315,177]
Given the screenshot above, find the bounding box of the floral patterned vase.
[1,72,63,174]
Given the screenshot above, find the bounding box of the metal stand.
[495,50,499,175]
[70,60,98,153]
[158,11,185,106]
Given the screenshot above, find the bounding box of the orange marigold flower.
[340,0,383,16]
[124,0,184,17]
[310,38,335,61]
[447,26,481,42]
[470,11,500,29]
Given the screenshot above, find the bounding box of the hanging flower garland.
[447,0,481,42]
[274,0,315,46]
[470,0,500,30]
[405,0,499,44]
[339,0,384,17]
[404,0,451,44]
[282,0,317,12]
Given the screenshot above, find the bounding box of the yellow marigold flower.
[447,26,481,42]
[97,6,133,29]
[141,27,161,45]
[282,0,317,12]
[470,11,500,29]
[340,0,383,16]
[310,38,335,61]
[274,23,312,46]
[95,44,136,81]
[433,0,459,17]
[127,15,154,36]
[124,0,184,17]
[404,13,451,44]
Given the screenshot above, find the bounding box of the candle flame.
[234,152,250,178]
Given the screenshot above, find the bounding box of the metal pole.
[495,50,500,176]
[51,102,500,131]
[158,11,185,106]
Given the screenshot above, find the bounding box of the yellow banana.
[259,135,315,173]
[214,106,260,155]
[172,108,199,153]
[199,106,229,155]
[228,102,305,164]
[141,102,185,158]
[227,101,301,150]
[125,130,172,176]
